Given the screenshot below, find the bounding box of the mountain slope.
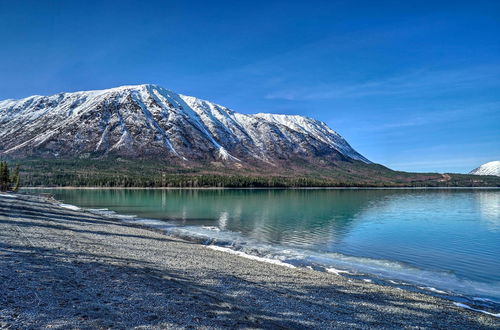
[470,161,500,176]
[0,84,368,167]
[2,84,499,187]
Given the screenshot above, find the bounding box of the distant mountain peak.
[0,84,370,167]
[469,161,500,176]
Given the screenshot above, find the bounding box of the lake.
[26,188,500,303]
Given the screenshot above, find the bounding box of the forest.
[5,158,500,188]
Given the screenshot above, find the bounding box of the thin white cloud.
[359,102,500,131]
[265,65,500,101]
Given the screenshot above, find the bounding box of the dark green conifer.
[12,165,21,191]
[0,161,10,191]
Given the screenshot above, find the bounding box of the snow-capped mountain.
[469,161,500,177]
[0,84,369,167]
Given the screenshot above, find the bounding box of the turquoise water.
[26,188,500,302]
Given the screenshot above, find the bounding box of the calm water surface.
[27,188,500,300]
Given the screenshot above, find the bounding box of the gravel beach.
[0,193,498,329]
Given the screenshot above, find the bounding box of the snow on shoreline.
[58,203,81,211]
[207,245,296,268]
[0,193,17,198]
[453,303,500,318]
[80,202,500,300]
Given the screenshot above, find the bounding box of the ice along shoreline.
[1,192,498,328]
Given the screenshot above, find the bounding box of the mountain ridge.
[2,84,499,187]
[0,84,369,166]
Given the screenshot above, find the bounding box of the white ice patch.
[128,218,171,228]
[453,302,500,318]
[207,245,296,269]
[326,267,351,276]
[87,208,138,220]
[418,286,448,295]
[88,208,116,215]
[0,193,17,198]
[202,226,221,232]
[58,203,81,211]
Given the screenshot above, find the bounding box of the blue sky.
[1,0,499,173]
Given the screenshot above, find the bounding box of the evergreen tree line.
[12,158,500,188]
[0,161,21,192]
[21,170,500,188]
[20,171,392,188]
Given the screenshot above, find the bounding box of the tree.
[12,165,21,192]
[0,161,10,191]
[0,162,21,192]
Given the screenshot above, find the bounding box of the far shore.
[1,192,499,328]
[20,186,500,190]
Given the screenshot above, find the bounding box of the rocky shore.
[0,193,498,329]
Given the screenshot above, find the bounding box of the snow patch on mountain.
[254,113,370,163]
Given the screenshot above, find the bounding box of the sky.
[0,0,499,173]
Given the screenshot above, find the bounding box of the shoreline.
[1,192,499,328]
[21,186,500,190]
